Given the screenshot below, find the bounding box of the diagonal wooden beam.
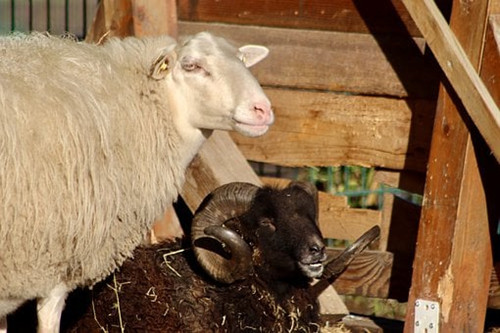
[401,0,500,163]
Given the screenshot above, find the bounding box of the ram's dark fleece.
[67,182,380,332]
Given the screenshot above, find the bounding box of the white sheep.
[0,31,273,333]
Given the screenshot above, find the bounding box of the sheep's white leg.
[37,283,68,333]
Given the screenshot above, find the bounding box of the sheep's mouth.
[298,261,325,278]
[233,120,271,137]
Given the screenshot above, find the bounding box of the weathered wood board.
[178,0,450,37]
[328,248,393,298]
[230,88,435,172]
[178,21,438,99]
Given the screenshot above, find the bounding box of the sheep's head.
[191,182,380,285]
[149,32,274,137]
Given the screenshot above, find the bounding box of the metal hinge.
[414,299,439,332]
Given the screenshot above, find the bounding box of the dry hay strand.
[321,322,352,333]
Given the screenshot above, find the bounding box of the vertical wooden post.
[131,0,177,38]
[86,0,183,241]
[404,0,494,332]
[86,0,177,44]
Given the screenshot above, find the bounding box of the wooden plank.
[181,131,261,212]
[178,0,451,37]
[372,171,399,253]
[401,0,500,163]
[341,296,407,322]
[314,283,349,321]
[178,21,438,98]
[404,0,493,331]
[230,88,435,172]
[328,248,393,298]
[318,201,382,242]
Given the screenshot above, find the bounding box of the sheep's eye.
[180,57,206,73]
[182,62,200,72]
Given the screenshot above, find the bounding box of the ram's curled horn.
[191,182,260,284]
[321,225,381,281]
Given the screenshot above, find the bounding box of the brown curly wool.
[68,240,321,333]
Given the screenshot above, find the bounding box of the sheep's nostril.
[253,105,265,118]
[252,102,272,123]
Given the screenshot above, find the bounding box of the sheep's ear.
[150,51,175,80]
[238,45,269,68]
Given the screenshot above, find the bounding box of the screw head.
[429,323,434,329]
[415,321,420,327]
[415,300,420,307]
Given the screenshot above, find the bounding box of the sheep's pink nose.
[253,102,274,125]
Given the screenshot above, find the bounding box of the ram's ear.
[238,45,269,68]
[288,181,318,199]
[150,50,176,80]
[288,181,319,224]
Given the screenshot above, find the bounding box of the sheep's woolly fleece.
[0,33,184,298]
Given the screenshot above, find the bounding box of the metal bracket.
[414,299,439,332]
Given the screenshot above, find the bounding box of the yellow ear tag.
[160,62,169,71]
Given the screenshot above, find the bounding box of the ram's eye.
[258,218,272,227]
[257,218,276,233]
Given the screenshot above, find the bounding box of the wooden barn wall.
[177,0,444,300]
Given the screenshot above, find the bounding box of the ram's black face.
[239,184,327,281]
